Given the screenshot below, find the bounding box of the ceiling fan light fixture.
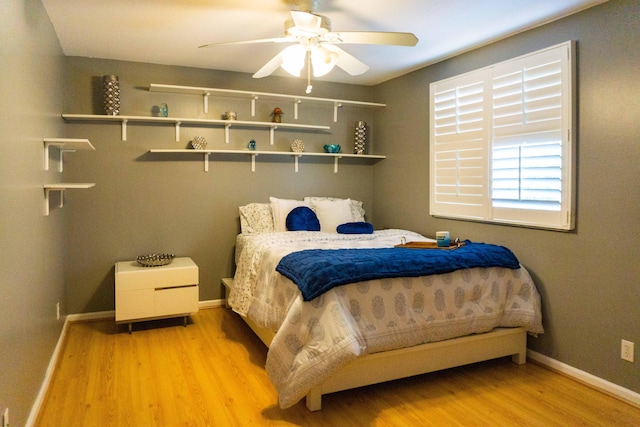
[280,44,306,77]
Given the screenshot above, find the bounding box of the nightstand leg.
[128,323,132,334]
[183,316,187,327]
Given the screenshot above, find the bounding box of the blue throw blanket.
[276,242,521,301]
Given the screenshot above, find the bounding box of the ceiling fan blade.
[328,31,418,46]
[252,51,285,78]
[199,38,291,48]
[290,10,323,31]
[329,45,369,76]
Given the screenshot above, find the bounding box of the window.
[430,41,575,231]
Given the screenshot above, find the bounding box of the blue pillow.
[286,206,321,231]
[337,222,374,234]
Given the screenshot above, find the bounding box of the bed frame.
[221,278,527,411]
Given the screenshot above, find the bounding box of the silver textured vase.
[354,121,366,154]
[102,75,120,116]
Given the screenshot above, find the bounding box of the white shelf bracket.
[44,141,54,171]
[251,96,259,117]
[203,92,210,113]
[203,152,210,172]
[294,154,302,172]
[58,149,76,172]
[121,119,128,141]
[269,125,277,145]
[294,99,301,120]
[250,153,258,172]
[333,156,342,173]
[44,188,64,216]
[225,123,231,143]
[175,121,181,142]
[333,102,343,122]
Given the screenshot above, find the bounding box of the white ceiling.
[42,0,606,86]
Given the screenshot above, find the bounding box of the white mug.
[436,231,450,247]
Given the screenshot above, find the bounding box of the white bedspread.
[230,230,543,408]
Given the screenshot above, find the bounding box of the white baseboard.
[64,299,224,322]
[25,317,70,427]
[66,310,115,322]
[527,349,640,408]
[199,299,225,309]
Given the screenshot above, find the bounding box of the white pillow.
[304,196,365,222]
[310,198,354,232]
[269,197,310,232]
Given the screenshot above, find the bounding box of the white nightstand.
[115,257,199,333]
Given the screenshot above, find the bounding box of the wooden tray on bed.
[394,241,465,250]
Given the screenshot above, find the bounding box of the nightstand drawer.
[116,258,198,291]
[155,284,199,316]
[115,288,155,321]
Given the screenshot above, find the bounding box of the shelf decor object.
[323,144,341,153]
[102,75,120,116]
[136,253,175,267]
[354,121,367,155]
[291,139,304,152]
[191,136,207,150]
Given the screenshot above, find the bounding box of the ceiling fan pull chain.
[306,49,313,94]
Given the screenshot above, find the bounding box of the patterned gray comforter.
[230,230,543,408]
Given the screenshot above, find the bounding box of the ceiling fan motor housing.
[285,14,331,38]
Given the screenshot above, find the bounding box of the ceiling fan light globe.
[281,44,306,77]
[311,47,338,77]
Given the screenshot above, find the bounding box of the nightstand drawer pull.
[155,284,197,291]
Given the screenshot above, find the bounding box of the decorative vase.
[159,103,168,117]
[354,121,367,154]
[102,75,120,116]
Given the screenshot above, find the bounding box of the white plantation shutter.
[430,72,490,219]
[430,41,574,230]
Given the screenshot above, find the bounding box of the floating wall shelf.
[43,183,96,216]
[43,138,95,171]
[61,114,330,143]
[147,149,386,173]
[148,83,386,122]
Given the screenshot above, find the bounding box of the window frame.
[429,41,575,231]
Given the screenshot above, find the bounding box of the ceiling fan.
[199,0,418,93]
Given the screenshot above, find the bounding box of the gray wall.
[373,0,639,395]
[3,1,638,424]
[62,58,381,314]
[0,0,67,424]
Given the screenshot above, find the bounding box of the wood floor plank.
[36,308,640,426]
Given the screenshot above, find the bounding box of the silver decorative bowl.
[136,253,175,267]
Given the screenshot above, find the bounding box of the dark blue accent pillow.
[337,222,374,234]
[286,206,321,231]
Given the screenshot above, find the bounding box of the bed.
[225,197,544,411]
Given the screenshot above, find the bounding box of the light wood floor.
[37,307,640,426]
